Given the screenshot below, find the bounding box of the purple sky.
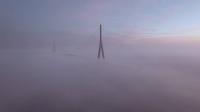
[1,0,200,37]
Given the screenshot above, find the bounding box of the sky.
[1,0,200,37]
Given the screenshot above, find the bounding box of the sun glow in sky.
[1,0,200,37]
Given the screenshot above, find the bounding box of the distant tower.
[52,40,56,53]
[98,24,105,59]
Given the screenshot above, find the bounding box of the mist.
[1,31,200,112]
[1,0,200,111]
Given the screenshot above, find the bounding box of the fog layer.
[1,34,200,112]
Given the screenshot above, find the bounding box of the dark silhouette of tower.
[98,24,105,59]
